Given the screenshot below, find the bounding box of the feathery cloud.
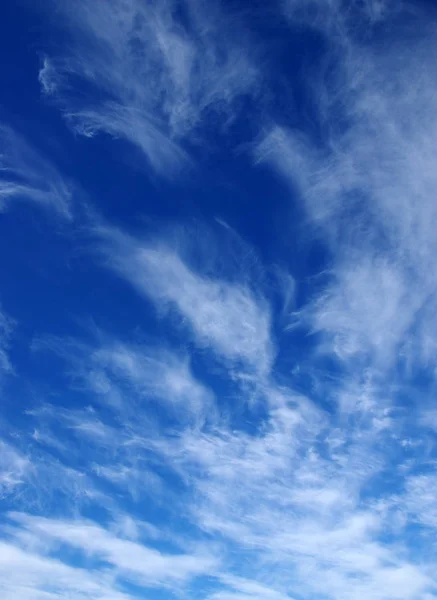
[39,0,259,176]
[0,124,72,218]
[256,2,437,376]
[8,512,218,588]
[94,226,274,374]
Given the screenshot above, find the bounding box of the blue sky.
[1,0,437,598]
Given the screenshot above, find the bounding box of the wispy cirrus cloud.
[94,225,274,374]
[39,0,259,176]
[213,575,295,600]
[33,333,215,422]
[0,442,31,499]
[28,334,216,504]
[4,1,437,600]
[91,342,215,422]
[7,512,218,589]
[0,308,13,375]
[29,199,433,600]
[0,124,72,218]
[256,3,437,375]
[147,382,434,600]
[0,538,132,600]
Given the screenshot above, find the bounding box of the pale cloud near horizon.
[7,512,219,588]
[0,538,132,600]
[6,329,435,599]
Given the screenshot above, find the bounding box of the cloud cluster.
[39,0,259,176]
[257,2,437,375]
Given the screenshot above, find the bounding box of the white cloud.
[0,308,13,375]
[256,3,437,376]
[306,254,414,365]
[404,473,437,529]
[213,575,295,600]
[91,342,215,422]
[29,334,218,504]
[0,124,72,218]
[0,428,105,514]
[145,378,435,600]
[95,226,274,374]
[0,539,131,600]
[7,512,218,589]
[39,0,259,176]
[33,333,215,422]
[245,5,437,594]
[0,442,32,498]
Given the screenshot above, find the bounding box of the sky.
[1,0,437,598]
